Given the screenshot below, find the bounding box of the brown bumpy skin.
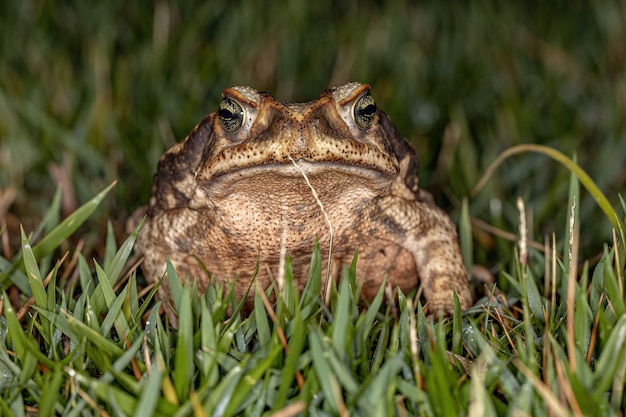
[132,82,472,317]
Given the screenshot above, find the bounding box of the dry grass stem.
[613,228,623,296]
[512,359,569,417]
[407,299,421,383]
[551,234,557,318]
[258,282,305,390]
[269,401,307,417]
[288,155,335,303]
[553,347,583,416]
[587,297,602,365]
[566,197,578,372]
[517,197,528,266]
[471,217,546,252]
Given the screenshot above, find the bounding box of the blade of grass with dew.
[463,319,522,398]
[131,274,161,326]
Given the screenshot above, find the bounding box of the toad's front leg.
[376,192,472,316]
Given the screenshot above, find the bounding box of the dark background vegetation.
[1,1,625,266]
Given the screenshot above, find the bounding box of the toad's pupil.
[360,104,376,116]
[219,108,239,119]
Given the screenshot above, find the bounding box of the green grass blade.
[37,368,64,417]
[331,275,352,360]
[359,353,404,412]
[173,285,194,401]
[166,259,183,317]
[593,314,626,396]
[253,284,271,347]
[104,221,118,270]
[472,144,625,240]
[20,227,47,310]
[200,300,219,386]
[274,309,306,408]
[204,358,248,416]
[309,327,340,413]
[32,181,117,260]
[224,344,283,415]
[135,358,164,417]
[90,225,140,315]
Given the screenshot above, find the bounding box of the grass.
[1,170,625,415]
[1,0,626,415]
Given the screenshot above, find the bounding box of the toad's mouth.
[211,158,393,179]
[197,158,397,197]
[196,144,400,184]
[197,157,396,185]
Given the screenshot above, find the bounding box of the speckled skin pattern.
[134,82,471,315]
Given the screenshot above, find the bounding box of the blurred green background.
[1,0,625,265]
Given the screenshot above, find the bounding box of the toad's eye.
[218,97,244,133]
[353,93,377,130]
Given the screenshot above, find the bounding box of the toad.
[134,82,471,316]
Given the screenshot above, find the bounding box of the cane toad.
[134,82,471,315]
